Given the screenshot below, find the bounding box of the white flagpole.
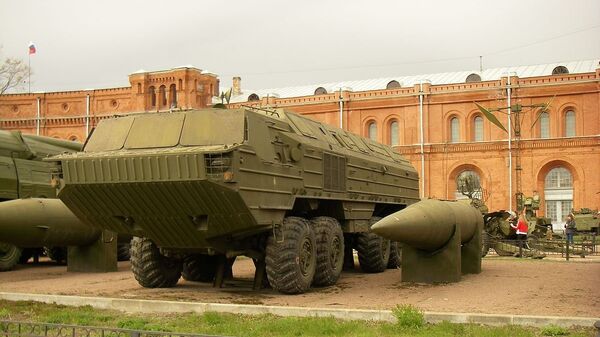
[28,52,31,93]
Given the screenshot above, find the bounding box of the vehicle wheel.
[182,254,218,282]
[311,216,344,286]
[357,217,390,273]
[117,243,131,261]
[45,247,67,264]
[266,216,316,294]
[0,242,21,272]
[130,237,182,288]
[387,242,402,268]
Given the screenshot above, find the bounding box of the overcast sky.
[1,0,599,93]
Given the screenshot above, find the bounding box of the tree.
[0,54,30,95]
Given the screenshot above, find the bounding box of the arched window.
[148,86,156,107]
[386,80,401,89]
[473,116,483,142]
[544,167,573,228]
[565,110,575,137]
[159,85,167,107]
[169,84,177,108]
[465,73,481,82]
[314,87,328,95]
[552,66,569,75]
[455,170,481,200]
[539,112,550,138]
[450,117,460,143]
[137,83,141,94]
[248,93,260,101]
[178,79,183,90]
[389,120,399,146]
[368,121,377,141]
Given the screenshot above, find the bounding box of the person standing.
[509,210,529,249]
[564,213,577,245]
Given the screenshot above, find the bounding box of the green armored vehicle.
[571,208,600,235]
[0,130,82,270]
[51,107,419,294]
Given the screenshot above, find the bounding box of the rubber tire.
[182,254,218,282]
[311,216,344,286]
[45,247,67,264]
[117,243,131,261]
[266,216,316,294]
[387,242,402,269]
[357,217,390,273]
[130,237,182,288]
[0,243,21,272]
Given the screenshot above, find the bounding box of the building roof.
[229,59,600,103]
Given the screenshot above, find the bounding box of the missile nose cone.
[371,213,405,239]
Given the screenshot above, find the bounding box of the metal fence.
[0,321,230,337]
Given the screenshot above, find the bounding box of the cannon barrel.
[0,198,100,247]
[371,199,483,251]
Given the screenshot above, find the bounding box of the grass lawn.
[0,300,595,337]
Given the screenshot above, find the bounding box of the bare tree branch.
[0,55,31,95]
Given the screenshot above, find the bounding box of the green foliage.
[0,300,595,337]
[392,304,425,329]
[116,318,149,330]
[541,325,569,336]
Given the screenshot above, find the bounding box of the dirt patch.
[1,256,598,317]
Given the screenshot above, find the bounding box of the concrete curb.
[1,292,598,328]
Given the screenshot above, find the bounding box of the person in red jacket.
[509,210,529,248]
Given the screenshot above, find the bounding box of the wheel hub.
[299,237,313,277]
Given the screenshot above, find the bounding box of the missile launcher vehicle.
[51,107,420,293]
[0,130,130,272]
[0,130,82,271]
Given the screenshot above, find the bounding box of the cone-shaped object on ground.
[371,199,481,251]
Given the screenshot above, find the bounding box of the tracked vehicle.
[51,107,419,293]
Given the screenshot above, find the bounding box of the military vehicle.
[571,208,600,235]
[481,194,552,257]
[0,130,130,271]
[0,130,81,271]
[371,199,482,283]
[50,107,420,294]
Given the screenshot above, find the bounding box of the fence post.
[565,236,570,261]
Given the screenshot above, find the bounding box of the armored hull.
[53,107,420,293]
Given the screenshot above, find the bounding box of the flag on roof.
[28,42,36,55]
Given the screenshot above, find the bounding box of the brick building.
[1,60,599,227]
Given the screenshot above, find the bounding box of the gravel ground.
[0,256,598,317]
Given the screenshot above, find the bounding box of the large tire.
[387,242,402,269]
[182,254,218,282]
[45,247,67,264]
[0,242,21,272]
[266,216,316,294]
[357,217,390,273]
[311,216,344,286]
[130,237,182,288]
[117,243,131,261]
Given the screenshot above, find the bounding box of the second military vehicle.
[51,107,419,294]
[0,130,82,271]
[0,130,131,271]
